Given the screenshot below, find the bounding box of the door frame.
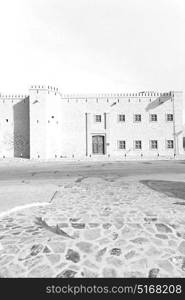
[91,133,106,155]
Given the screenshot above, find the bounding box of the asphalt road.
[0,160,185,181]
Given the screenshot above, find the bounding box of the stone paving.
[0,176,185,278]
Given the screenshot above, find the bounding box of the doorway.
[92,135,105,154]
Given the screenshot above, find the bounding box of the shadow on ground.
[140,180,185,200]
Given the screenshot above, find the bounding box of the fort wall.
[28,86,184,159]
[0,94,30,158]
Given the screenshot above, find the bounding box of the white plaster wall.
[0,99,14,157]
[29,88,47,159]
[29,87,184,159]
[0,96,29,158]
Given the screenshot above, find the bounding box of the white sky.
[0,0,185,94]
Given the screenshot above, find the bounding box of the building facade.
[0,85,184,160]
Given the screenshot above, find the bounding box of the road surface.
[0,160,185,181]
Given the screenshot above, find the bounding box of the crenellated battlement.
[0,94,29,100]
[0,87,174,102]
[59,91,173,99]
[28,85,174,99]
[29,85,59,93]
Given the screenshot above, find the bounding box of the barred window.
[118,140,126,149]
[118,114,125,122]
[95,115,101,122]
[167,114,173,121]
[134,140,142,149]
[150,140,158,149]
[167,140,174,149]
[134,114,141,122]
[150,114,157,122]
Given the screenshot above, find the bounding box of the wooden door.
[92,135,104,154]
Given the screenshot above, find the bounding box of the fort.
[0,86,184,160]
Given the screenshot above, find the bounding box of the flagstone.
[178,241,185,255]
[83,228,101,240]
[65,249,80,263]
[148,268,160,278]
[56,269,77,278]
[0,178,185,277]
[28,264,54,278]
[102,267,117,278]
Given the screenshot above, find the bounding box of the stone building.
[0,85,184,160]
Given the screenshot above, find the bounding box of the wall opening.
[92,135,105,155]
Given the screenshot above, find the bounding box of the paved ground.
[0,159,185,181]
[0,160,185,277]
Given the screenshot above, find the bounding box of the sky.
[0,0,185,94]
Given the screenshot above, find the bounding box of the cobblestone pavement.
[0,176,185,278]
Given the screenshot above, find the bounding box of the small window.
[150,114,157,122]
[118,140,126,149]
[134,140,142,149]
[134,114,141,122]
[150,140,158,149]
[95,115,101,122]
[167,140,174,149]
[5,119,8,122]
[51,116,54,119]
[118,114,125,122]
[166,114,173,121]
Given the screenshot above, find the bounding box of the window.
[118,140,126,149]
[167,114,173,121]
[118,114,125,122]
[134,140,142,149]
[95,115,101,122]
[150,114,157,122]
[150,140,158,149]
[167,140,174,149]
[134,114,141,122]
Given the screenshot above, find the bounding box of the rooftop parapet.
[0,94,29,99]
[29,85,59,93]
[59,91,173,99]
